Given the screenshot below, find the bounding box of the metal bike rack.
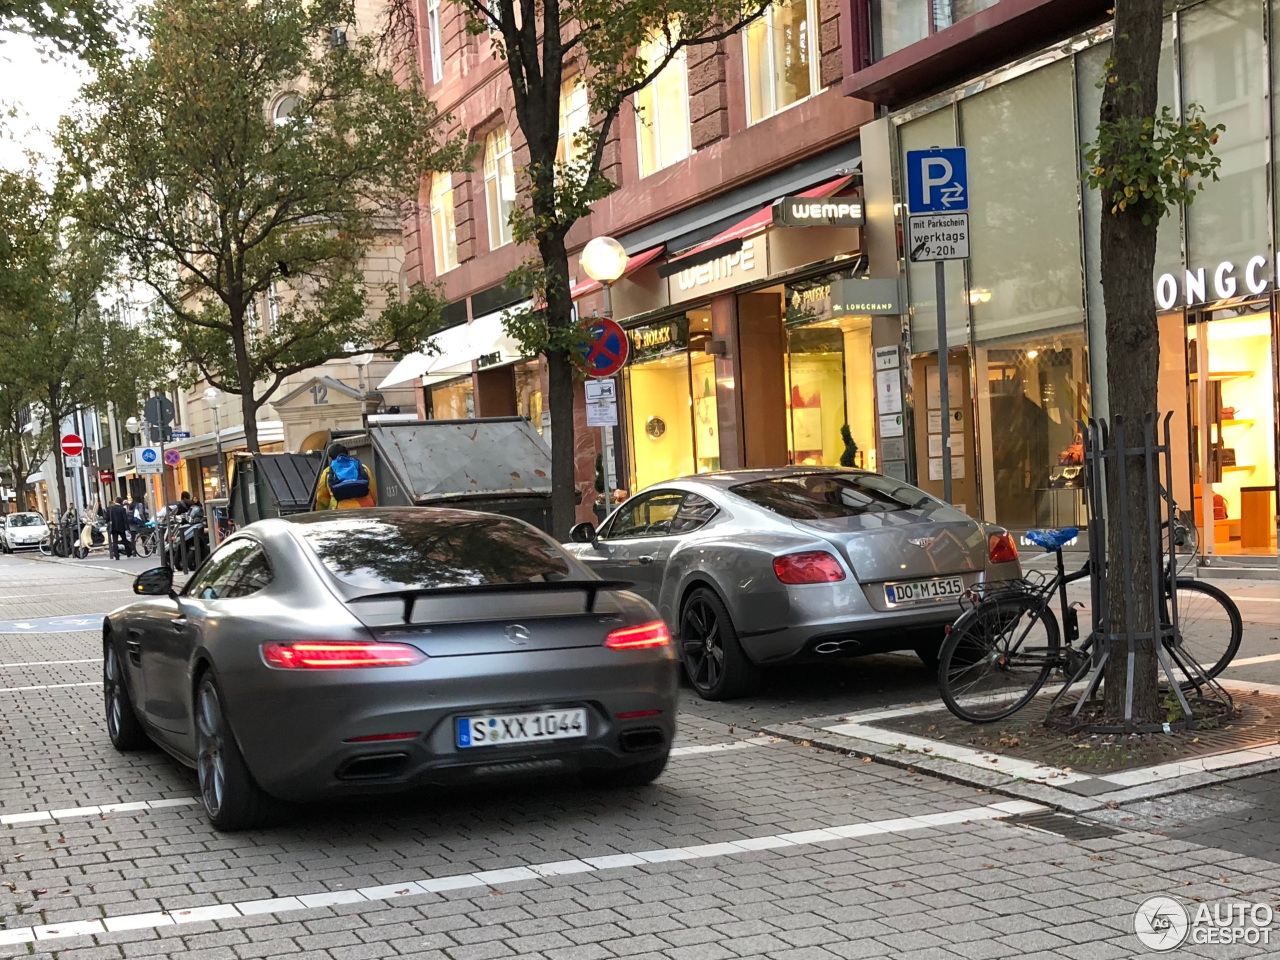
[1060,413,1232,734]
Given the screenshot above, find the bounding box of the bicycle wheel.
[135,533,154,559]
[1164,578,1242,682]
[938,590,1061,723]
[38,536,51,556]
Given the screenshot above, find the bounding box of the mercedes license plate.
[456,709,587,748]
[885,576,964,605]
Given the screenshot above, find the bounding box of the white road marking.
[0,681,102,693]
[669,736,773,756]
[0,797,201,825]
[1225,652,1280,667]
[0,800,1046,945]
[0,658,102,668]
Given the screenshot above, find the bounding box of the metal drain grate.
[1003,811,1122,840]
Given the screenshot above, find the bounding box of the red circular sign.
[60,433,84,457]
[163,449,182,467]
[581,318,630,379]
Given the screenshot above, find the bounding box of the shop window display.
[430,376,475,420]
[781,277,876,470]
[1186,309,1276,555]
[623,313,719,492]
[515,360,543,433]
[975,332,1089,532]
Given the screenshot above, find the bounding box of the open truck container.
[330,417,553,532]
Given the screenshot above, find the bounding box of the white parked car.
[2,512,50,552]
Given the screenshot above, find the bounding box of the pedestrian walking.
[314,442,377,509]
[107,497,134,560]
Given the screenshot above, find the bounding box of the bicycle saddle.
[1024,527,1079,551]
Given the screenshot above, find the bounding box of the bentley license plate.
[885,576,964,605]
[456,709,588,748]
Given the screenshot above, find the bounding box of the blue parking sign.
[906,148,968,214]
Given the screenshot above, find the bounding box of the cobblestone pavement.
[2,554,1280,958]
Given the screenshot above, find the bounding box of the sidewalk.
[25,552,166,577]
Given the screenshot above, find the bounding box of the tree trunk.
[536,227,581,539]
[230,314,261,454]
[1098,0,1165,722]
[48,387,67,513]
[546,348,577,536]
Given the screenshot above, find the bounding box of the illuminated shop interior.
[1186,310,1276,556]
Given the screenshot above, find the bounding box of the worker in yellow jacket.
[315,442,378,509]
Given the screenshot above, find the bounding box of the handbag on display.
[1221,447,1237,467]
[1214,493,1228,521]
[1221,406,1236,420]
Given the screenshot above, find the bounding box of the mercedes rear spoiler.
[349,580,634,623]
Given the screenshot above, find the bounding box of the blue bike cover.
[1024,527,1079,551]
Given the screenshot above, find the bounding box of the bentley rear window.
[295,510,574,591]
[731,473,955,520]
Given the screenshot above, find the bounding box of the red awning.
[570,245,665,300]
[665,175,855,264]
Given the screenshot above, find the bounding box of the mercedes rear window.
[731,473,956,520]
[294,511,574,591]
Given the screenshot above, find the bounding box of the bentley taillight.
[773,551,846,584]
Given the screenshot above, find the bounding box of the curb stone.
[760,721,1280,816]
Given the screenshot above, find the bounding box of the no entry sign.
[60,433,84,457]
[580,318,629,379]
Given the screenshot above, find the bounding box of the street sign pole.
[935,261,952,505]
[905,146,969,507]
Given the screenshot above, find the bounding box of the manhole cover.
[1003,811,1121,840]
[868,689,1280,776]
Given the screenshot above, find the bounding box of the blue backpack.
[328,456,371,500]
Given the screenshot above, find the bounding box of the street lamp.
[580,236,627,318]
[202,386,228,500]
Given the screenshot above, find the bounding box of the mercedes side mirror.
[133,566,175,598]
[568,522,599,546]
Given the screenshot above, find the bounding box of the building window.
[430,172,458,273]
[635,29,691,177]
[870,0,1000,60]
[427,0,443,83]
[483,126,515,249]
[556,74,590,168]
[267,282,280,330]
[744,0,820,124]
[273,93,300,126]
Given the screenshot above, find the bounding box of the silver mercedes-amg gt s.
[103,508,679,829]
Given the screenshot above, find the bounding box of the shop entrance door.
[1185,301,1278,560]
[910,351,978,514]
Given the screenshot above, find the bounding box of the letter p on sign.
[906,147,969,214]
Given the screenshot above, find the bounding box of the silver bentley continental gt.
[103,508,679,830]
[564,468,1021,701]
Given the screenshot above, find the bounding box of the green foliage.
[451,0,770,364]
[839,424,858,469]
[0,0,119,59]
[62,0,470,446]
[1084,67,1223,226]
[0,168,169,501]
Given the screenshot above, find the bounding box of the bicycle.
[133,522,158,559]
[937,525,1241,724]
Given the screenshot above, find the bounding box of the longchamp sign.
[1155,254,1276,309]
